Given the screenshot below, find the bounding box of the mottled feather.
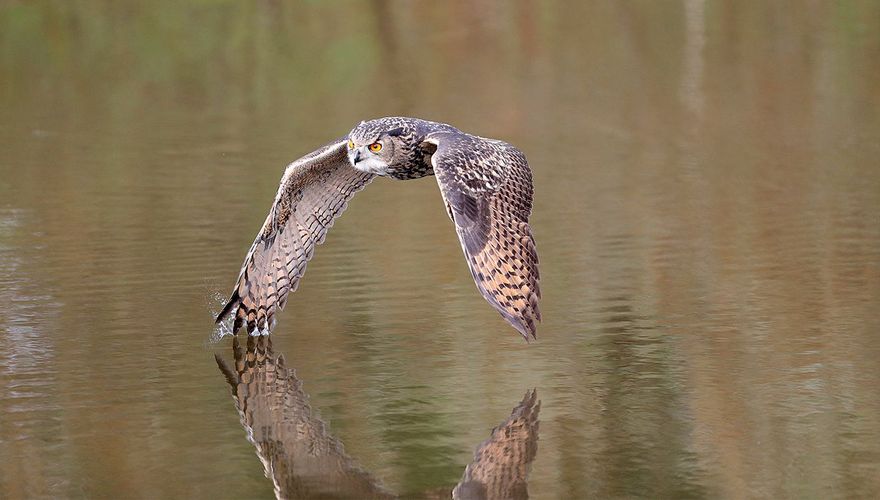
[426,132,542,339]
[217,117,541,338]
[216,139,374,334]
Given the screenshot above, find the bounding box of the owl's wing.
[424,132,541,339]
[453,389,541,500]
[216,139,374,334]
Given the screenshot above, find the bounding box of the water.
[1,2,879,498]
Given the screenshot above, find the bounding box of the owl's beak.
[352,150,362,164]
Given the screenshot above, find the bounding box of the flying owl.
[216,117,541,339]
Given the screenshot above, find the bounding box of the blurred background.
[1,1,879,498]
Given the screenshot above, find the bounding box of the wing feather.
[216,139,374,334]
[426,132,542,339]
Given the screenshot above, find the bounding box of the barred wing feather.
[216,139,374,334]
[426,132,542,339]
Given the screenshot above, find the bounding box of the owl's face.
[347,120,409,176]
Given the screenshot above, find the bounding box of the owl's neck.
[380,118,458,180]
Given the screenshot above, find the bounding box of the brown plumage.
[216,117,541,339]
[216,139,374,334]
[425,132,541,339]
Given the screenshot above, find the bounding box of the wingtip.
[215,291,240,324]
[521,314,540,342]
[513,319,538,343]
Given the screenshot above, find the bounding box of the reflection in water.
[453,390,540,500]
[215,336,395,499]
[215,336,540,499]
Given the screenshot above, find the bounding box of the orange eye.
[347,139,355,149]
[368,142,382,153]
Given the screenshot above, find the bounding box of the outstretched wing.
[425,132,541,339]
[216,139,374,334]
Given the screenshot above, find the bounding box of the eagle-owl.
[216,117,541,339]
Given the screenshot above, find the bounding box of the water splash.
[206,288,235,343]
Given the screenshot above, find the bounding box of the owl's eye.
[347,139,355,149]
[368,142,382,153]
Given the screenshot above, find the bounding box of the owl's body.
[217,117,541,339]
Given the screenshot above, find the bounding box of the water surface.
[1,2,879,498]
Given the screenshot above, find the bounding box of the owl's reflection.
[215,336,540,500]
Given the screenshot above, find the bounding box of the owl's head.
[346,119,412,175]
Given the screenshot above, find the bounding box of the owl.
[216,117,541,339]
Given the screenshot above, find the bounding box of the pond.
[1,2,879,498]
